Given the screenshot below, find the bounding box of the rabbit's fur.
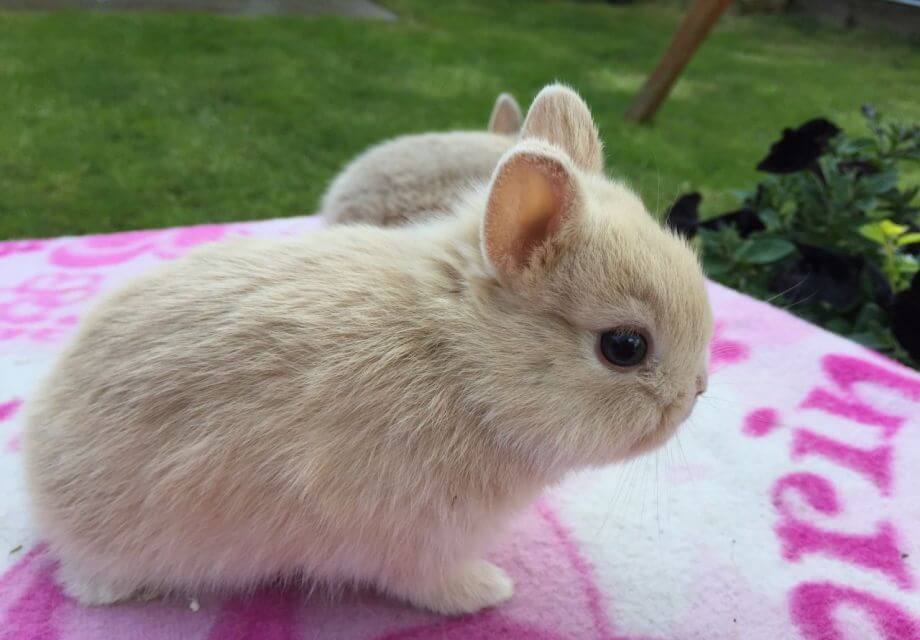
[321,93,522,227]
[24,85,712,615]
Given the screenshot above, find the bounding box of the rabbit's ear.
[521,84,603,174]
[481,144,579,279]
[488,93,523,135]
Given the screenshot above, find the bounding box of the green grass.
[1,1,919,239]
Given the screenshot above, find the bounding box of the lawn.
[1,0,919,239]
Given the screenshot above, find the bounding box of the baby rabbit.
[321,92,522,227]
[24,84,712,616]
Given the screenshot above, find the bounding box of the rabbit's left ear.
[488,93,523,135]
[520,84,604,174]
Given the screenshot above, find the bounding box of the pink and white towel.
[1,218,918,640]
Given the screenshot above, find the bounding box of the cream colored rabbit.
[24,84,712,616]
[321,93,522,227]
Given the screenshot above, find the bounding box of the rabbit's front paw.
[402,559,513,615]
[57,562,139,606]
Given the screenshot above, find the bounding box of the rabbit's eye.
[598,329,648,368]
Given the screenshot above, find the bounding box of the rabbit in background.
[321,92,522,227]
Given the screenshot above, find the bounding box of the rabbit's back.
[321,131,512,226]
[23,228,489,594]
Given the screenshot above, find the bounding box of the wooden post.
[625,0,733,124]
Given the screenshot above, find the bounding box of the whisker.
[598,458,635,535]
[655,450,662,539]
[764,275,810,305]
[675,432,693,483]
[779,294,819,312]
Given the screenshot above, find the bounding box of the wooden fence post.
[625,0,734,124]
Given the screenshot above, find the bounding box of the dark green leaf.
[825,318,852,334]
[853,197,878,212]
[735,237,797,264]
[854,302,885,330]
[848,332,887,349]
[863,170,898,195]
[758,208,782,230]
[702,254,733,277]
[780,198,798,218]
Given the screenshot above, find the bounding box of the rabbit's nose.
[695,373,708,397]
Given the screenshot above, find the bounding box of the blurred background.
[1,0,917,239]
[2,0,918,367]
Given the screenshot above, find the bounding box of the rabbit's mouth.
[629,393,696,456]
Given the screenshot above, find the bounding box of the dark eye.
[598,329,648,368]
